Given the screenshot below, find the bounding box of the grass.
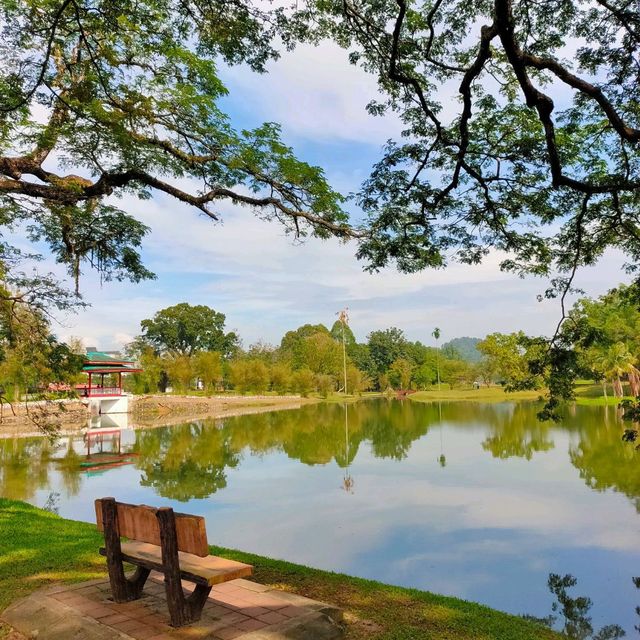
[409,386,542,403]
[0,498,560,640]
[409,382,636,407]
[317,392,384,403]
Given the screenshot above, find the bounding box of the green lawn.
[409,382,634,407]
[0,498,559,640]
[409,386,542,403]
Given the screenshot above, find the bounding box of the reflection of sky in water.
[3,400,639,634]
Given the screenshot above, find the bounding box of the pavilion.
[79,351,141,399]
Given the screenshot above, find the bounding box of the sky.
[40,41,627,350]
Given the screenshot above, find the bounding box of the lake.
[1,399,638,634]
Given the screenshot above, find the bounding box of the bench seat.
[100,541,253,587]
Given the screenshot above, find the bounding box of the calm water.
[1,399,639,634]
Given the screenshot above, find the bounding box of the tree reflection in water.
[526,574,625,640]
[133,420,240,501]
[568,416,640,513]
[634,577,640,635]
[0,401,638,515]
[481,402,554,460]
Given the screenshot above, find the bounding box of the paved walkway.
[1,575,343,640]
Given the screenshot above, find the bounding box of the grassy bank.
[409,386,542,403]
[408,382,633,407]
[0,499,559,640]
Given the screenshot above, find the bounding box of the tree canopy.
[139,303,238,357]
[0,0,355,310]
[4,0,638,306]
[2,0,639,404]
[293,0,639,293]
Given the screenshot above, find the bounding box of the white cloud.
[221,41,402,145]
[53,187,627,348]
[17,33,627,349]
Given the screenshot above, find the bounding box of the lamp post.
[337,308,349,396]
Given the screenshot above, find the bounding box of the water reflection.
[481,402,555,460]
[1,400,639,634]
[134,421,240,500]
[526,573,626,640]
[634,577,640,634]
[1,401,638,509]
[569,420,640,513]
[341,404,354,494]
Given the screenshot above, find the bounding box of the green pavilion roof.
[82,352,141,374]
[84,351,132,364]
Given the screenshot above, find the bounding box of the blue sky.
[46,41,626,350]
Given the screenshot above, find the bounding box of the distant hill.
[442,337,482,363]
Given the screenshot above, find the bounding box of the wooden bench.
[95,497,253,627]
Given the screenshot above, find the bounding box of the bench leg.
[108,564,151,603]
[156,507,212,627]
[101,498,151,602]
[164,580,212,627]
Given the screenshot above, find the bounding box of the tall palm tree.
[432,327,441,391]
[593,342,638,398]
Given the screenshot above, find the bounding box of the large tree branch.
[494,0,640,194]
[521,51,640,143]
[0,166,366,239]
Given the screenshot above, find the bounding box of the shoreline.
[0,499,561,640]
[0,394,319,438]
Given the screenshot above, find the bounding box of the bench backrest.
[95,498,209,557]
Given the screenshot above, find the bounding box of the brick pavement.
[1,575,343,639]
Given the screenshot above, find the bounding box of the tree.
[550,283,640,404]
[228,360,249,394]
[124,343,166,394]
[441,359,473,389]
[315,373,335,398]
[477,332,545,390]
[296,0,640,297]
[0,294,83,403]
[298,332,343,376]
[270,362,293,394]
[292,368,315,396]
[346,364,371,396]
[330,319,356,346]
[388,357,414,390]
[367,327,409,375]
[0,0,356,312]
[246,341,278,364]
[245,359,270,394]
[280,324,331,368]
[432,328,441,391]
[165,355,194,393]
[194,351,223,393]
[604,343,636,398]
[413,361,436,389]
[140,303,238,357]
[346,342,377,381]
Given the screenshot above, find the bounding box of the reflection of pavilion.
[80,426,138,475]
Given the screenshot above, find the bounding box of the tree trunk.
[628,370,640,397]
[614,377,623,398]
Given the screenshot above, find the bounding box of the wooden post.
[101,498,150,602]
[157,507,211,627]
